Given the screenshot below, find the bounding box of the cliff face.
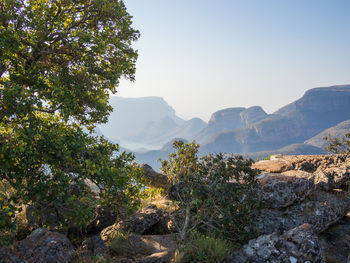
[195,106,267,145]
[200,85,350,154]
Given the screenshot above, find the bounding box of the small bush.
[161,140,261,244]
[177,233,235,263]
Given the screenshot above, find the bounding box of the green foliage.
[0,0,143,235]
[161,140,261,244]
[178,232,235,263]
[0,181,17,246]
[324,133,350,154]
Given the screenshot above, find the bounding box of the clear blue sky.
[118,0,350,121]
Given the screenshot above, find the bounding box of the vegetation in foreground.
[0,0,143,246]
[1,0,263,261]
[161,140,261,262]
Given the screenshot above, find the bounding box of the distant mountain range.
[98,85,350,170]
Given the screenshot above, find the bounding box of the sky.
[117,0,350,121]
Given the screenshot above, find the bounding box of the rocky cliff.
[195,106,267,145]
[200,85,350,154]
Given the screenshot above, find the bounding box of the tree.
[0,0,142,241]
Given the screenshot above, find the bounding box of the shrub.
[161,140,261,244]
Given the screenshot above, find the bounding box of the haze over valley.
[98,84,350,169]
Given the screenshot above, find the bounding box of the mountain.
[195,106,267,144]
[132,116,179,143]
[304,119,350,149]
[200,85,350,154]
[136,117,206,147]
[98,96,184,143]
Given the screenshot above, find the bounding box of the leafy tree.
[0,0,142,240]
[161,141,261,244]
[324,133,350,154]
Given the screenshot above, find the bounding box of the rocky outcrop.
[254,154,350,190]
[226,224,325,263]
[0,228,75,263]
[257,171,315,208]
[100,205,169,243]
[252,155,350,235]
[253,190,350,235]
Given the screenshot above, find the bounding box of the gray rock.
[80,235,109,258]
[258,171,315,208]
[253,190,350,235]
[0,228,75,263]
[226,224,326,263]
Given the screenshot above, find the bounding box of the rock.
[253,190,350,235]
[110,234,177,263]
[140,250,175,263]
[253,154,350,182]
[137,163,170,189]
[113,234,176,255]
[100,205,169,243]
[0,228,75,263]
[86,205,118,235]
[258,171,315,208]
[314,162,350,191]
[226,224,326,263]
[253,159,294,173]
[318,212,350,263]
[79,235,109,259]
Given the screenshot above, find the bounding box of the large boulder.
[100,205,170,243]
[253,190,350,235]
[0,228,75,263]
[137,163,170,189]
[254,154,350,191]
[258,171,315,208]
[226,224,325,263]
[313,161,350,191]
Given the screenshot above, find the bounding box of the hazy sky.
[117,0,350,121]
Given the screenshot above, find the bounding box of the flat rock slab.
[110,234,177,263]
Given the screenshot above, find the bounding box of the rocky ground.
[1,154,350,262]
